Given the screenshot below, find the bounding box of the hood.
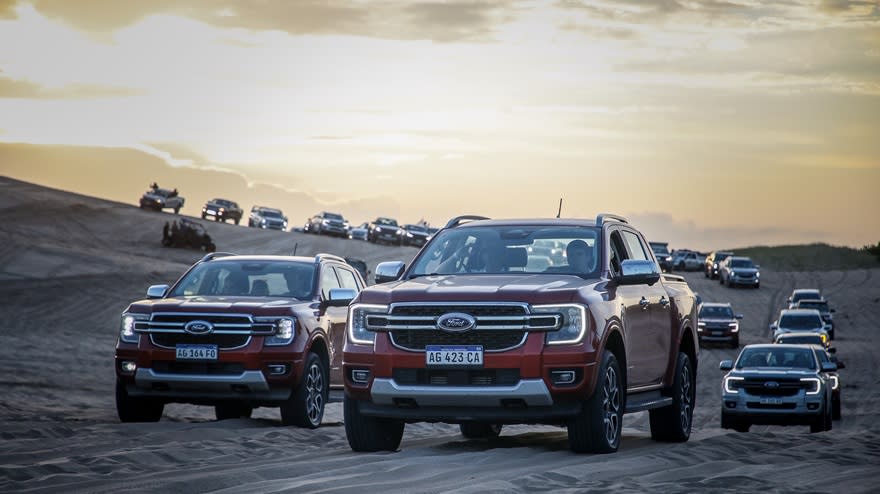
[729,267,758,274]
[728,368,818,379]
[143,193,165,201]
[358,274,598,305]
[128,296,306,315]
[700,317,735,324]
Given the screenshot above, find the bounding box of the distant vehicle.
[704,250,733,279]
[770,309,828,341]
[649,242,673,272]
[697,302,743,348]
[773,331,830,350]
[719,256,760,288]
[675,251,704,271]
[161,218,215,252]
[308,212,348,237]
[201,198,243,225]
[397,224,430,247]
[139,183,184,214]
[249,206,288,230]
[787,288,823,309]
[367,217,399,244]
[719,344,834,433]
[794,299,835,339]
[115,252,364,426]
[811,346,842,420]
[348,222,369,241]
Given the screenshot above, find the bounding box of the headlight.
[406,232,414,237]
[714,263,718,269]
[698,321,706,327]
[755,271,760,278]
[828,375,839,390]
[261,219,267,224]
[665,256,672,262]
[322,219,330,225]
[723,376,744,394]
[533,304,588,345]
[728,322,739,332]
[396,228,404,235]
[347,304,387,345]
[265,318,295,346]
[120,313,149,344]
[729,271,736,277]
[801,377,821,395]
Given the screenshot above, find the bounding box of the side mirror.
[735,314,744,320]
[755,264,761,269]
[831,308,836,313]
[375,261,406,284]
[835,360,846,369]
[770,322,778,330]
[820,362,837,372]
[719,360,733,371]
[325,287,357,307]
[146,284,168,299]
[827,347,837,354]
[616,259,661,286]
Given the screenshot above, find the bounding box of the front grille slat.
[151,334,251,350]
[393,368,520,386]
[741,379,806,397]
[137,312,280,337]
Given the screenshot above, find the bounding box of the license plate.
[760,398,783,405]
[426,345,483,367]
[176,344,218,360]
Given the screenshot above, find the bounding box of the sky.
[0,0,878,251]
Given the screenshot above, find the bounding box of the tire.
[201,213,206,219]
[733,422,750,433]
[215,402,253,420]
[755,283,760,289]
[731,336,739,348]
[832,395,841,420]
[649,352,695,442]
[174,206,180,214]
[116,379,164,423]
[720,413,735,430]
[235,218,240,225]
[567,351,623,453]
[344,395,405,452]
[280,352,327,428]
[459,422,502,439]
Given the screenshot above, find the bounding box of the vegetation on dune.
[726,243,879,272]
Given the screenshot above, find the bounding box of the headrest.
[506,247,528,268]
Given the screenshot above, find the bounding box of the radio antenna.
[556,198,563,218]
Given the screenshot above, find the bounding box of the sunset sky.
[1,0,878,250]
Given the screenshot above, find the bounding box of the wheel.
[235,218,240,225]
[215,402,253,420]
[721,413,735,430]
[280,352,327,428]
[733,423,750,433]
[567,351,623,453]
[174,206,180,214]
[832,395,841,420]
[459,422,502,439]
[201,213,206,219]
[116,379,164,423]
[730,336,739,348]
[649,352,695,442]
[344,395,405,452]
[755,283,760,289]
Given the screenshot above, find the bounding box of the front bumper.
[728,274,759,286]
[721,390,825,425]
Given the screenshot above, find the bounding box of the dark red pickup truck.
[342,214,699,453]
[115,253,364,427]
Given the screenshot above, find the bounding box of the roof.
[701,302,732,308]
[780,308,823,316]
[453,218,602,228]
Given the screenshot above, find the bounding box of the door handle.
[659,296,670,307]
[639,297,650,309]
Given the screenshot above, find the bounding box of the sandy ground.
[1,176,878,493]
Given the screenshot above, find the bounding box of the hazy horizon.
[1,1,878,250]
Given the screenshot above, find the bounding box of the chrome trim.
[366,302,561,332]
[388,331,529,353]
[134,368,269,391]
[135,312,277,336]
[370,378,553,407]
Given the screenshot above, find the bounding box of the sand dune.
[1,176,878,493]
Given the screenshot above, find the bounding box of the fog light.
[807,403,819,410]
[267,364,288,376]
[725,401,737,408]
[551,370,577,385]
[121,361,137,373]
[351,369,371,384]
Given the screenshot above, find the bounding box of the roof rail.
[596,213,628,225]
[199,251,237,262]
[445,215,490,229]
[315,253,346,263]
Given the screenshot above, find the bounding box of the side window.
[320,266,341,299]
[336,267,361,291]
[609,230,628,275]
[622,231,649,261]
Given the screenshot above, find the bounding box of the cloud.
[0,74,144,99]
[818,0,877,14]
[23,0,522,43]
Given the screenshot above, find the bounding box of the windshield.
[405,224,427,232]
[262,209,284,218]
[736,347,816,369]
[730,259,754,268]
[699,306,734,318]
[716,253,731,261]
[324,213,343,220]
[377,218,398,226]
[797,300,828,311]
[792,291,821,303]
[779,314,824,329]
[170,260,316,299]
[409,225,600,276]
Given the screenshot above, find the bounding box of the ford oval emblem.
[184,320,214,335]
[764,381,779,388]
[437,312,476,333]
